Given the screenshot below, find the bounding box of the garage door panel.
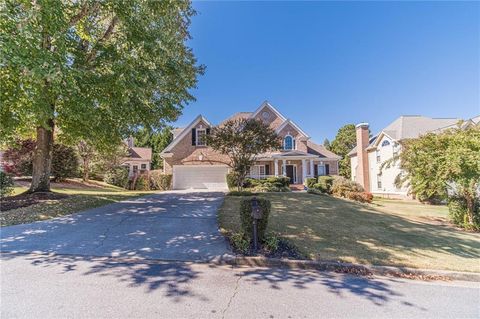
[173,165,228,190]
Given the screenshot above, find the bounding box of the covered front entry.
[173,165,229,190]
[285,165,296,184]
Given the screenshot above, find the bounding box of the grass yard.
[1,179,157,227]
[218,192,480,272]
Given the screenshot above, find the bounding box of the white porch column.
[310,159,314,177]
[302,159,307,183]
[274,159,279,177]
[281,159,286,175]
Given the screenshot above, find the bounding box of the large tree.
[0,0,203,192]
[395,127,480,227]
[329,124,357,178]
[207,118,281,190]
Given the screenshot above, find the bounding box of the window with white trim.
[249,165,266,177]
[376,150,381,163]
[377,174,382,189]
[283,135,295,150]
[196,129,207,146]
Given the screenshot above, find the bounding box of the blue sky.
[175,1,479,141]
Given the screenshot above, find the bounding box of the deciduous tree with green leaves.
[329,124,357,178]
[1,0,203,192]
[391,127,480,229]
[207,119,281,190]
[132,127,173,170]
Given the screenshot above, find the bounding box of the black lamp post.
[251,196,263,253]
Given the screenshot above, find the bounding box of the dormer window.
[283,135,295,150]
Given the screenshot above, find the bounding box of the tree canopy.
[1,0,203,191]
[395,127,480,228]
[132,127,173,170]
[329,124,357,178]
[207,118,281,190]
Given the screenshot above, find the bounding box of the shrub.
[149,171,172,190]
[345,191,373,203]
[448,196,480,230]
[245,176,291,192]
[134,174,150,191]
[331,176,364,197]
[0,171,14,198]
[103,166,129,188]
[227,191,255,196]
[307,188,325,196]
[305,177,317,189]
[3,139,36,176]
[226,172,238,190]
[317,175,335,193]
[240,197,271,242]
[230,231,250,254]
[263,232,280,252]
[51,144,80,181]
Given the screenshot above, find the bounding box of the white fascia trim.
[369,131,397,149]
[275,119,310,139]
[161,115,212,153]
[250,101,287,122]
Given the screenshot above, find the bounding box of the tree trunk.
[465,194,475,226]
[29,120,54,193]
[83,158,89,181]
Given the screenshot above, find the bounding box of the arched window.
[284,135,295,150]
[381,140,390,147]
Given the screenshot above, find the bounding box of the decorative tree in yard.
[0,1,203,192]
[207,119,281,190]
[329,124,358,178]
[393,127,480,229]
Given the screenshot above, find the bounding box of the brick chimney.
[355,123,370,192]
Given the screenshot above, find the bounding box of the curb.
[220,256,480,282]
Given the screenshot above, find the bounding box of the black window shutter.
[314,164,318,177]
[265,164,270,175]
[325,164,330,175]
[192,128,196,146]
[206,128,211,135]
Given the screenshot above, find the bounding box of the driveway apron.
[0,192,231,262]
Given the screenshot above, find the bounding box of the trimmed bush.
[51,144,80,181]
[317,175,334,193]
[0,171,14,198]
[240,197,271,242]
[305,177,317,189]
[149,171,172,190]
[226,172,238,190]
[448,196,479,230]
[134,174,150,191]
[103,166,129,188]
[345,191,373,203]
[331,176,364,197]
[244,176,290,192]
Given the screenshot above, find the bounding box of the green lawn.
[218,192,480,272]
[1,180,157,227]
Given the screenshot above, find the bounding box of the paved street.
[1,253,479,319]
[1,192,230,262]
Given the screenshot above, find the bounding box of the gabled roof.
[275,119,310,139]
[307,141,342,159]
[219,112,252,126]
[172,128,184,139]
[250,101,287,122]
[127,147,152,161]
[348,115,460,157]
[161,115,212,153]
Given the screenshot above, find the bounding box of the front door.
[285,165,295,184]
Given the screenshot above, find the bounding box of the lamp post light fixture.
[251,196,263,253]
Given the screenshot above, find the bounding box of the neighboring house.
[349,115,479,198]
[161,101,341,190]
[122,137,152,177]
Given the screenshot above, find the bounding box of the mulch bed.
[0,192,69,212]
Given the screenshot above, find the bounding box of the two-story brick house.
[161,101,340,190]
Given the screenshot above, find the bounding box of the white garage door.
[173,165,229,190]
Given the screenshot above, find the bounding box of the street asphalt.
[1,191,231,262]
[1,254,479,319]
[1,191,479,318]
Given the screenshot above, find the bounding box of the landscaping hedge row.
[227,172,291,192]
[103,167,172,191]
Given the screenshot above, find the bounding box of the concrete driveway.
[0,192,231,262]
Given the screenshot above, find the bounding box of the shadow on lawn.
[267,193,480,268]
